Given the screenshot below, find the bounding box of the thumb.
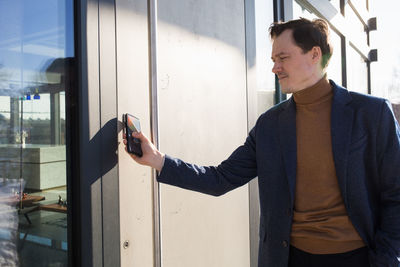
[132,131,145,142]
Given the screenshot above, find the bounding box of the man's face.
[271,29,319,94]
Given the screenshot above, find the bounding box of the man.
[124,18,400,267]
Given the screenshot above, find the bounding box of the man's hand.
[123,132,165,172]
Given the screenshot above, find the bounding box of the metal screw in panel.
[123,240,129,249]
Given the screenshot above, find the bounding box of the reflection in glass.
[328,0,341,11]
[327,30,342,85]
[255,0,275,114]
[0,0,74,266]
[347,45,368,94]
[345,5,367,45]
[294,0,319,20]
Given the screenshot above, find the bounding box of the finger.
[132,131,145,141]
[130,154,138,161]
[132,131,141,137]
[125,147,139,160]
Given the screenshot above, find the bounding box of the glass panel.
[255,0,275,114]
[327,30,342,85]
[346,45,368,94]
[0,0,74,266]
[328,0,341,12]
[345,5,367,45]
[294,0,319,20]
[351,0,368,10]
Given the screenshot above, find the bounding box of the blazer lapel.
[330,82,354,202]
[278,98,297,206]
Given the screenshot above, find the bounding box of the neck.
[296,72,325,93]
[293,74,331,105]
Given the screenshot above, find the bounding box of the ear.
[311,46,322,64]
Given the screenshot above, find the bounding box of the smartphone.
[123,113,143,157]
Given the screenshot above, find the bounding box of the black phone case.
[124,114,143,157]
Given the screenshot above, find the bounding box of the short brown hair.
[269,18,333,68]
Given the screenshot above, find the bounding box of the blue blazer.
[157,80,400,267]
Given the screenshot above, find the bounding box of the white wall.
[116,0,252,266]
[116,1,154,266]
[157,1,250,266]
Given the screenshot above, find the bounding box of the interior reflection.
[0,0,73,266]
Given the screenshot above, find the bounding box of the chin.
[280,87,292,94]
[278,81,291,94]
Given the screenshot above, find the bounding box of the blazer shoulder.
[258,98,292,120]
[349,92,388,118]
[331,80,386,110]
[349,90,386,106]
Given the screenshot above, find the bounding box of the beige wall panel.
[116,1,154,266]
[157,1,250,266]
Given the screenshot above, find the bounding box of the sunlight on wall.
[370,0,400,100]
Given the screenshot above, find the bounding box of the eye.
[280,56,288,61]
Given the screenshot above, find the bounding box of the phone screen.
[124,114,143,157]
[127,114,141,133]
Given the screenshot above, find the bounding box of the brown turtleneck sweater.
[290,76,365,254]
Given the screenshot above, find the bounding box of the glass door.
[0,0,74,266]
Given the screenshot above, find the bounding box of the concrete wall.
[116,0,154,266]
[116,0,251,266]
[157,0,250,266]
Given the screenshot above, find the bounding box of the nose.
[272,62,282,74]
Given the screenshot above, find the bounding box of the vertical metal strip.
[273,0,290,103]
[341,36,347,88]
[148,0,161,266]
[243,1,260,266]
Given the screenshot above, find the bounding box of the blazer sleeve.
[157,126,258,196]
[369,100,400,267]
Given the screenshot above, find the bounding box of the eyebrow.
[271,52,289,60]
